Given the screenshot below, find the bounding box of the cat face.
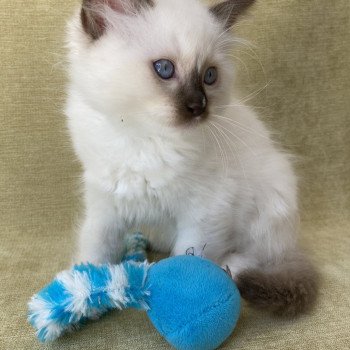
[68,0,255,130]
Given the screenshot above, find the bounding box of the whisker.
[211,120,258,157]
[211,121,248,180]
[236,81,271,105]
[212,114,272,142]
[200,124,207,154]
[230,37,259,56]
[206,124,227,176]
[209,122,229,175]
[207,25,234,53]
[212,103,268,112]
[205,125,219,158]
[234,48,268,83]
[209,120,237,169]
[209,121,230,177]
[217,26,235,41]
[225,53,249,74]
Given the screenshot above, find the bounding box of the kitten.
[66,0,318,316]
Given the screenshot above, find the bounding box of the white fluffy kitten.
[66,0,318,316]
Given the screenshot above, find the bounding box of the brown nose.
[186,92,207,117]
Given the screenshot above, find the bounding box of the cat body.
[66,0,318,316]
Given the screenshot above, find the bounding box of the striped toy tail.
[28,261,151,342]
[123,232,149,263]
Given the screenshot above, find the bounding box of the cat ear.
[210,0,256,29]
[81,0,154,40]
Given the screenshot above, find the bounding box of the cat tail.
[235,252,319,317]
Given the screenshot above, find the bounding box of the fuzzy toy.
[28,233,241,350]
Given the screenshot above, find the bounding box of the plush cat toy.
[28,233,241,350]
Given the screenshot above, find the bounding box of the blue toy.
[28,233,241,350]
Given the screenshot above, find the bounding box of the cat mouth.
[175,111,209,128]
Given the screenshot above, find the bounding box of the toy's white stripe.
[28,297,53,329]
[42,323,66,342]
[140,261,152,311]
[107,265,129,308]
[28,296,66,341]
[57,270,91,315]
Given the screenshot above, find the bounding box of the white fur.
[66,0,299,277]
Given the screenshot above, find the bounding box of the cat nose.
[186,92,207,117]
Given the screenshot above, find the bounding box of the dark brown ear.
[81,0,154,40]
[210,0,256,29]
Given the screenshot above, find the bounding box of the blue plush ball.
[146,256,241,350]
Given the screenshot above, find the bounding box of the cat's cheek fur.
[66,0,319,317]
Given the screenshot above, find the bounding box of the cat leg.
[75,184,126,265]
[171,226,205,256]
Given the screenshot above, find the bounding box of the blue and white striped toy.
[28,233,241,350]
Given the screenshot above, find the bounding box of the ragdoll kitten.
[66,0,318,316]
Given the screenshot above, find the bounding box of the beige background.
[0,0,349,349]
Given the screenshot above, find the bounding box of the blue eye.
[204,67,218,85]
[153,59,175,79]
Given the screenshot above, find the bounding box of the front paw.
[171,244,207,257]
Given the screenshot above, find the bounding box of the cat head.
[67,0,256,132]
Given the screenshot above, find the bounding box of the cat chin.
[172,115,208,129]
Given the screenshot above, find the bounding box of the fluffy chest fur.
[67,94,227,224]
